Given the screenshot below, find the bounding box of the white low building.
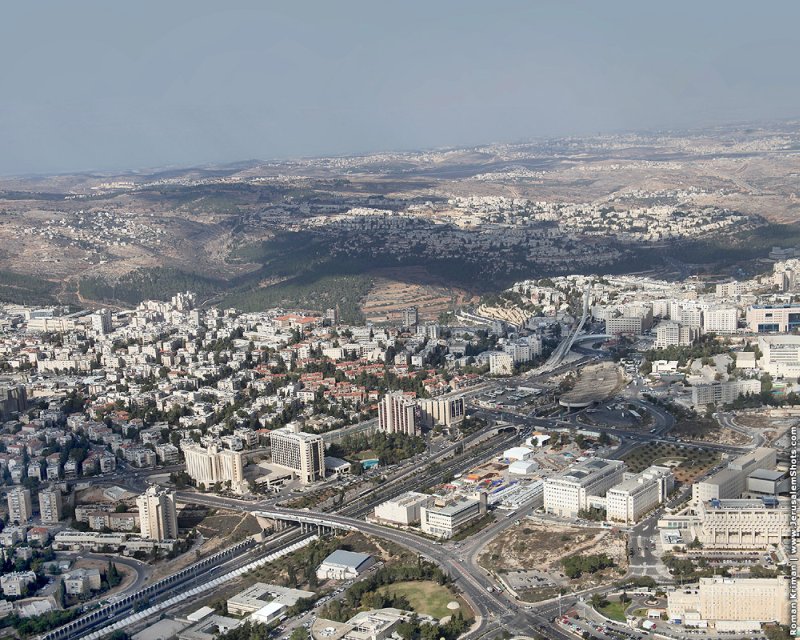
[373,492,430,526]
[316,550,375,581]
[420,495,484,538]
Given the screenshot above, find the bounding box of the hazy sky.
[2,1,799,175]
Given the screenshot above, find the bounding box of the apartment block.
[38,486,63,524]
[6,486,32,523]
[0,571,36,597]
[63,568,102,596]
[378,392,419,436]
[182,442,245,493]
[417,395,465,429]
[401,307,418,327]
[136,485,179,541]
[489,352,514,376]
[691,379,761,408]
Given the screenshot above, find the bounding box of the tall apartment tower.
[7,486,32,523]
[38,486,63,524]
[269,423,326,484]
[136,486,179,541]
[401,307,419,327]
[91,308,112,335]
[378,392,419,437]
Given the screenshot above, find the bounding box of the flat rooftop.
[748,468,784,481]
[321,550,373,570]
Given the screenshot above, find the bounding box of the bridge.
[538,285,591,373]
[253,510,358,535]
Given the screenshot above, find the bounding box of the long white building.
[417,395,465,429]
[543,458,627,518]
[606,466,673,524]
[691,379,761,408]
[692,448,776,504]
[756,334,800,378]
[373,491,430,525]
[695,497,789,549]
[668,576,790,630]
[420,495,484,538]
[182,442,246,493]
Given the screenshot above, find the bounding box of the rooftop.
[320,550,373,570]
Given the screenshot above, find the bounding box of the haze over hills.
[2,120,800,321]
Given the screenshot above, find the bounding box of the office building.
[378,392,419,436]
[694,497,789,549]
[691,379,761,408]
[745,303,800,333]
[756,334,800,378]
[136,486,179,541]
[668,577,790,629]
[6,486,32,523]
[227,583,315,618]
[676,306,703,329]
[692,448,776,503]
[606,313,652,336]
[746,468,787,496]
[269,423,326,484]
[544,458,627,518]
[606,466,674,524]
[38,486,63,524]
[417,395,465,429]
[373,492,430,525]
[419,495,484,538]
[182,442,246,493]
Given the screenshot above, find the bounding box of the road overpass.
[250,508,575,640]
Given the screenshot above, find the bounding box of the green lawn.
[376,580,459,619]
[597,600,628,622]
